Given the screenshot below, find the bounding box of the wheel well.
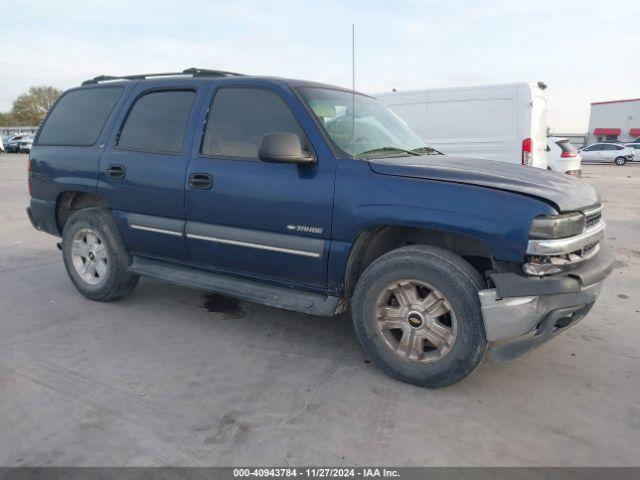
[56,191,109,232]
[343,226,494,297]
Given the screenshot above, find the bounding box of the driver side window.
[201,87,306,159]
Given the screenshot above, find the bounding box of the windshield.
[298,87,431,159]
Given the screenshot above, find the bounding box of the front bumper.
[479,243,614,361]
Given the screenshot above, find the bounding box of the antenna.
[352,23,356,159]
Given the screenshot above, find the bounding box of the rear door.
[600,144,619,161]
[425,86,519,164]
[98,83,201,261]
[529,86,548,169]
[184,83,335,292]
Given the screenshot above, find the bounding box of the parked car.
[624,143,640,158]
[27,69,613,388]
[18,136,33,153]
[547,136,582,176]
[4,134,34,153]
[0,136,5,153]
[376,82,549,169]
[579,143,635,166]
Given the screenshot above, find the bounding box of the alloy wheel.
[375,279,457,364]
[71,228,109,285]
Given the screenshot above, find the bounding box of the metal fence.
[1,126,39,136]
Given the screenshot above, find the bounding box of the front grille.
[585,210,602,228]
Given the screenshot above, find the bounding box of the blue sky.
[1,0,638,131]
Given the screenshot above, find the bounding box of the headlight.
[529,212,585,239]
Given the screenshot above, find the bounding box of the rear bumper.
[26,206,39,230]
[479,243,614,361]
[27,198,59,236]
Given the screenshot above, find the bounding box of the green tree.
[0,111,16,126]
[10,86,62,125]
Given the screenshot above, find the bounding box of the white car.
[625,143,640,159]
[376,82,549,169]
[547,136,582,176]
[579,142,634,166]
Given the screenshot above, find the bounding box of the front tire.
[615,156,626,166]
[62,208,139,301]
[352,245,487,388]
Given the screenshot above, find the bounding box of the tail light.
[561,152,577,158]
[522,138,533,166]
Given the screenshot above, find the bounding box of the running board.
[129,256,341,316]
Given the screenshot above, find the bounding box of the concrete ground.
[1,153,639,467]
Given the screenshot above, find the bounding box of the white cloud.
[0,0,638,131]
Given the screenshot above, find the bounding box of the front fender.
[327,160,556,293]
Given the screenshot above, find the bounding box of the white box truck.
[376,82,549,169]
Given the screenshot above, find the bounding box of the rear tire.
[351,245,487,388]
[615,156,626,166]
[62,208,139,301]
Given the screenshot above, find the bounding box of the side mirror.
[258,132,314,165]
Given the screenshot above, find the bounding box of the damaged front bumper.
[479,243,614,361]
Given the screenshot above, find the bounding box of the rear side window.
[555,140,578,154]
[36,87,123,146]
[118,90,195,153]
[202,88,305,158]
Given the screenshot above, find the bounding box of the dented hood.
[368,155,599,212]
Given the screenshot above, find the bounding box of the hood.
[368,155,599,212]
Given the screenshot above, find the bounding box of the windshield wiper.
[411,146,442,155]
[359,147,421,158]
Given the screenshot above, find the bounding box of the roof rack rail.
[81,67,244,85]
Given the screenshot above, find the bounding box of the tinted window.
[202,88,305,158]
[556,140,578,153]
[37,87,123,146]
[118,90,195,153]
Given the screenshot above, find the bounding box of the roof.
[375,81,547,98]
[591,98,640,106]
[79,67,358,93]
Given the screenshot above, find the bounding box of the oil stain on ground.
[200,293,246,319]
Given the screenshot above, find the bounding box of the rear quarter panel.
[29,84,135,234]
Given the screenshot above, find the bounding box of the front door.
[185,84,335,292]
[98,84,200,260]
[581,144,601,162]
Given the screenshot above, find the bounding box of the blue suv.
[27,68,614,387]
